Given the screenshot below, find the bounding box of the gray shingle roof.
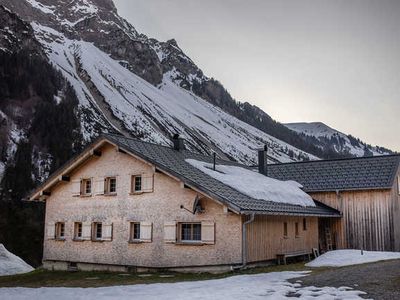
[267,155,400,192]
[105,134,340,217]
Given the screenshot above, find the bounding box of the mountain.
[0,0,325,185]
[0,0,394,265]
[285,122,393,158]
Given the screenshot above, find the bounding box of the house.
[28,133,340,272]
[268,155,400,252]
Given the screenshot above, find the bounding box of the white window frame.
[105,177,117,195]
[55,222,65,240]
[92,222,103,241]
[73,222,83,240]
[131,175,142,193]
[81,178,92,196]
[179,222,202,243]
[129,222,141,242]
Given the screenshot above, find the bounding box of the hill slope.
[285,122,393,158]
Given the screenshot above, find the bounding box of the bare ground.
[294,260,400,300]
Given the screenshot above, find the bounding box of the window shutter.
[46,222,55,240]
[201,221,215,245]
[95,178,105,195]
[164,221,176,243]
[102,224,113,241]
[72,180,81,197]
[140,222,153,242]
[142,173,154,193]
[82,222,92,240]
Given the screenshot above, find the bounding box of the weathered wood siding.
[311,189,395,251]
[391,167,400,251]
[245,215,318,263]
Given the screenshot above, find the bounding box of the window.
[55,222,65,240]
[131,175,142,193]
[129,222,141,241]
[283,222,288,238]
[180,223,201,242]
[81,179,92,196]
[303,218,307,231]
[74,222,83,240]
[295,222,300,237]
[93,222,102,240]
[105,177,117,194]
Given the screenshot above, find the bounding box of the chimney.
[258,144,268,176]
[172,134,185,151]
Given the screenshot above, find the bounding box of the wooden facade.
[245,215,318,263]
[310,167,400,252]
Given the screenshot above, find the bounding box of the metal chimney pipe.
[172,134,185,151]
[258,144,268,176]
[213,152,216,171]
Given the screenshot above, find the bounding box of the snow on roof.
[0,244,34,276]
[186,159,315,207]
[306,249,400,268]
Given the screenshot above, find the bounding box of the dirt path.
[294,260,400,299]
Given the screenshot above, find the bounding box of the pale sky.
[113,0,400,151]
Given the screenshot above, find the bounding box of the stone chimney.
[172,134,185,151]
[258,145,268,176]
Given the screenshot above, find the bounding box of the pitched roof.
[267,155,400,192]
[103,134,340,217]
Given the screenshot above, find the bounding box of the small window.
[93,222,102,240]
[295,222,300,237]
[131,175,142,193]
[180,223,201,242]
[55,222,65,240]
[105,177,117,194]
[81,179,92,196]
[303,218,307,231]
[74,222,83,240]
[283,222,288,238]
[130,222,141,241]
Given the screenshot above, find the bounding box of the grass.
[0,263,310,288]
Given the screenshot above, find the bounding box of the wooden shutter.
[201,221,215,245]
[46,222,55,240]
[142,173,154,193]
[94,178,105,195]
[140,222,153,242]
[72,180,81,197]
[82,222,92,240]
[102,224,113,241]
[164,221,176,243]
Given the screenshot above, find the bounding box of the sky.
[113,0,400,151]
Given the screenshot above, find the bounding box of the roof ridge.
[103,132,240,165]
[269,153,400,166]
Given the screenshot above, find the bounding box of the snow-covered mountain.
[0,0,394,188]
[0,0,321,185]
[285,122,393,157]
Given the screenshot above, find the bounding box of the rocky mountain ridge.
[285,122,393,158]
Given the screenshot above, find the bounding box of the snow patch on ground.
[0,271,367,299]
[306,249,400,268]
[186,159,315,207]
[0,244,34,277]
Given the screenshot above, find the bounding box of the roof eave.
[28,137,109,201]
[240,210,342,218]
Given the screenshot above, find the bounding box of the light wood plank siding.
[311,189,395,251]
[391,167,400,251]
[245,215,318,263]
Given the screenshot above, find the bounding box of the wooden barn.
[268,155,400,252]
